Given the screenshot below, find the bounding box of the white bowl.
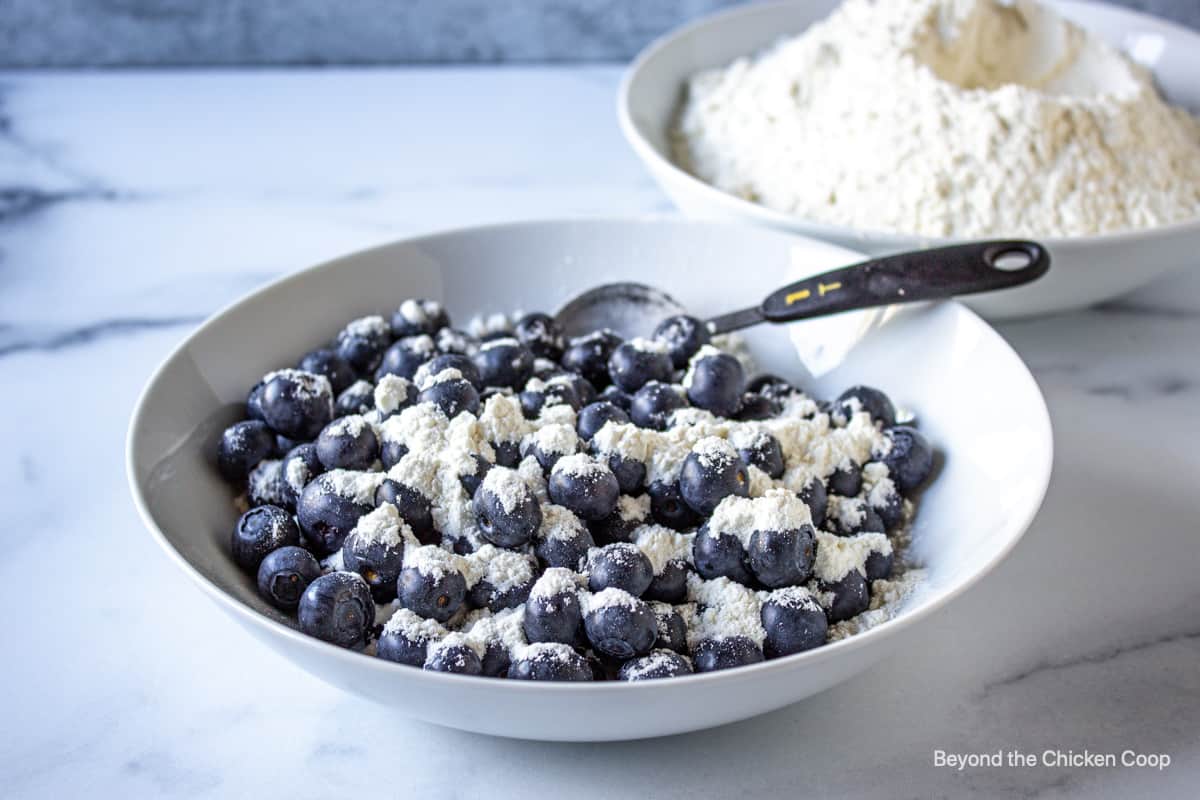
[618,0,1200,319]
[127,219,1052,741]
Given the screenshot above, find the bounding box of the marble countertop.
[1,67,1197,798]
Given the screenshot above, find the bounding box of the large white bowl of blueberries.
[127,219,1052,741]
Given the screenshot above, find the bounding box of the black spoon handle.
[705,240,1050,334]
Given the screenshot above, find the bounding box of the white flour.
[674,0,1200,237]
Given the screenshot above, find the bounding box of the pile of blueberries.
[216,297,933,681]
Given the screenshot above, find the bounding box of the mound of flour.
[673,0,1200,238]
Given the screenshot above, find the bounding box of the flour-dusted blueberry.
[530,358,563,382]
[651,602,689,653]
[375,479,437,544]
[296,471,376,556]
[644,557,689,604]
[874,425,934,493]
[607,339,674,393]
[391,298,450,338]
[761,587,828,658]
[491,440,521,468]
[679,437,749,516]
[342,509,408,603]
[509,642,593,681]
[519,378,581,420]
[397,547,468,623]
[412,354,482,393]
[217,420,276,484]
[230,505,300,572]
[618,650,694,681]
[561,329,622,389]
[514,312,566,360]
[522,423,578,474]
[376,609,446,667]
[424,636,483,675]
[431,326,474,355]
[827,461,862,497]
[298,348,356,395]
[576,400,629,441]
[599,384,632,411]
[457,453,492,498]
[548,454,620,521]
[747,373,798,402]
[467,550,537,611]
[558,372,597,406]
[799,477,828,529]
[832,385,896,428]
[587,542,655,597]
[477,639,512,678]
[534,505,595,569]
[693,524,754,585]
[584,588,658,660]
[375,334,436,382]
[256,546,322,611]
[736,392,781,421]
[648,479,702,531]
[315,415,378,471]
[827,496,885,536]
[653,314,711,369]
[246,381,268,421]
[864,468,904,530]
[692,636,765,672]
[298,571,375,649]
[747,525,816,588]
[419,375,480,418]
[736,431,785,479]
[379,439,408,470]
[588,495,647,546]
[817,570,871,623]
[865,546,894,581]
[335,315,393,376]
[523,568,583,645]
[247,460,290,509]
[279,442,322,508]
[260,369,335,440]
[604,453,646,495]
[472,337,535,389]
[685,349,745,418]
[629,380,687,430]
[472,466,542,547]
[335,380,376,417]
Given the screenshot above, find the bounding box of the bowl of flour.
[618,0,1200,318]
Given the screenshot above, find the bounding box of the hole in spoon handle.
[760,239,1050,324]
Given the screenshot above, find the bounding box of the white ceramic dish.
[127,219,1052,741]
[618,0,1200,319]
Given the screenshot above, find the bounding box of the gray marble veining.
[0,67,1197,798]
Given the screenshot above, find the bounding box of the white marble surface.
[1,67,1198,798]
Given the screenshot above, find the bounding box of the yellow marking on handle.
[818,281,842,296]
[784,289,811,305]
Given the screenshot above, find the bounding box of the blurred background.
[1,0,1196,67]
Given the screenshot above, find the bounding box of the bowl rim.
[616,0,1200,250]
[126,217,1054,694]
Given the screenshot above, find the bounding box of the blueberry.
[375,479,437,544]
[799,477,828,529]
[458,454,492,498]
[644,557,688,603]
[679,439,749,516]
[479,639,512,677]
[599,384,632,411]
[246,382,267,421]
[520,379,580,419]
[472,338,534,389]
[558,373,598,406]
[828,497,885,536]
[693,524,754,585]
[375,335,436,382]
[217,420,276,484]
[531,359,563,381]
[521,424,577,474]
[315,415,378,471]
[298,348,356,394]
[648,480,702,531]
[390,298,449,338]
[607,340,674,393]
[379,437,408,470]
[653,314,711,369]
[584,591,657,660]
[651,603,689,653]
[864,546,894,581]
[747,526,816,588]
[865,473,904,529]
[469,573,535,612]
[342,526,406,604]
[618,650,694,681]
[736,392,781,421]
[518,390,545,420]
[435,327,477,355]
[247,459,289,509]
[415,353,482,390]
[231,505,300,572]
[576,401,629,441]
[604,453,646,495]
[419,376,480,418]
[737,432,785,479]
[686,352,745,418]
[509,643,593,681]
[376,610,444,666]
[832,385,896,428]
[296,474,373,556]
[535,506,596,570]
[424,640,483,675]
[827,462,862,497]
[875,426,934,493]
[490,440,522,468]
[279,443,322,507]
[514,312,565,360]
[335,380,376,417]
[818,570,870,622]
[761,590,828,658]
[256,546,322,611]
[548,456,620,521]
[335,316,393,375]
[523,585,582,645]
[472,467,542,548]
[260,370,334,441]
[587,542,654,596]
[630,381,688,430]
[397,561,467,623]
[692,636,765,672]
[747,374,798,401]
[561,329,622,389]
[298,571,375,649]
